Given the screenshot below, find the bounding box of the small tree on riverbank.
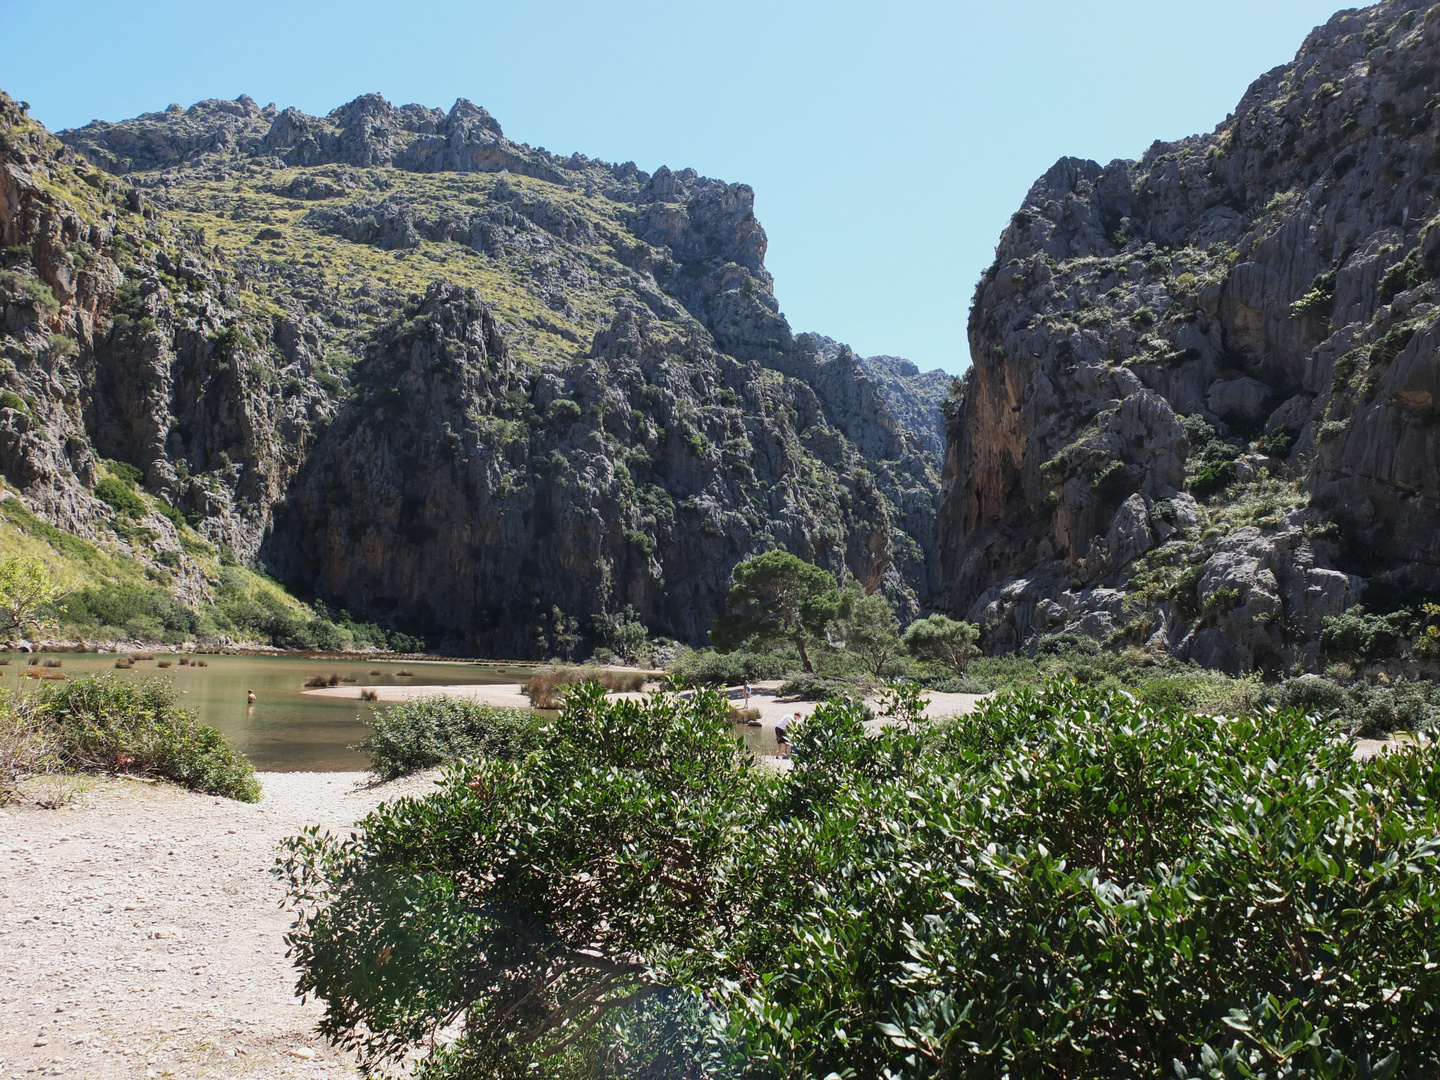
[710,551,840,673]
[837,586,901,676]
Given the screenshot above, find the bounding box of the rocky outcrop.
[941,0,1440,672]
[0,92,329,602]
[855,353,952,458]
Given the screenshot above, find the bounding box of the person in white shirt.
[775,711,798,758]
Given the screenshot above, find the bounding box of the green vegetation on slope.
[161,165,636,373]
[0,491,421,650]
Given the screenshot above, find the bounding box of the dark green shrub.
[107,460,144,486]
[1258,426,1296,456]
[1320,607,1412,660]
[776,674,859,700]
[966,653,1043,689]
[1036,631,1100,656]
[547,397,582,423]
[1331,348,1363,391]
[95,476,145,516]
[154,501,186,529]
[1289,267,1338,316]
[41,675,258,800]
[1350,678,1440,735]
[1138,675,1201,710]
[926,675,993,693]
[1270,675,1348,714]
[1191,458,1237,498]
[1372,322,1417,366]
[357,697,541,780]
[668,645,798,687]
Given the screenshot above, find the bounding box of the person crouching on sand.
[775,711,796,759]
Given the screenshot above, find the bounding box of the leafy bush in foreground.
[281,682,1440,1078]
[42,675,258,800]
[357,696,541,779]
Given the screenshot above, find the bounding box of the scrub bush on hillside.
[282,682,1440,1078]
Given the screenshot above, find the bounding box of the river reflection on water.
[5,653,780,770]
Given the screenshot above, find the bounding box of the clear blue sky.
[3,0,1347,373]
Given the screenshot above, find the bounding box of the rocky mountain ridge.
[0,88,946,654]
[941,0,1440,672]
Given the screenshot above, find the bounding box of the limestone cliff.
[0,88,944,653]
[941,0,1440,672]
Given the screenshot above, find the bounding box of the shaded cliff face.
[269,286,904,653]
[1,88,943,652]
[942,0,1440,672]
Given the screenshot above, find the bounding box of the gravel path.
[0,771,437,1079]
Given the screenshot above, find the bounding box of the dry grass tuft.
[304,673,341,689]
[0,699,52,802]
[113,658,133,669]
[522,667,648,709]
[728,706,763,725]
[24,669,65,681]
[360,688,379,702]
[42,658,63,668]
[156,660,172,668]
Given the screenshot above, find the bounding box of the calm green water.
[4,653,523,771]
[4,652,781,770]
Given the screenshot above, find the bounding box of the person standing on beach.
[742,680,751,708]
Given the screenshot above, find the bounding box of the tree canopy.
[0,556,62,639]
[902,612,980,674]
[282,682,1440,1079]
[709,551,841,672]
[835,585,900,676]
